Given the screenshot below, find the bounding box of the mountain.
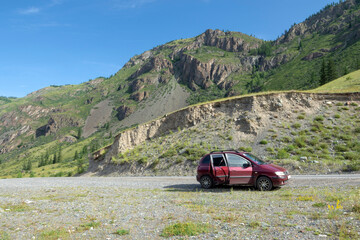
[1,0,360,178]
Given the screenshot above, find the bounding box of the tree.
[320,59,327,85]
[74,151,79,160]
[53,153,57,164]
[77,128,82,139]
[76,158,85,174]
[23,160,32,171]
[57,146,62,163]
[327,59,337,82]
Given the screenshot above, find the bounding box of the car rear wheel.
[256,176,273,191]
[200,175,213,189]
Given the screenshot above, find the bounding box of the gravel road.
[1,175,359,239]
[1,174,360,190]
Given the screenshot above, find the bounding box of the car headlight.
[275,171,285,177]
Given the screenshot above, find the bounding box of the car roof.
[209,150,247,154]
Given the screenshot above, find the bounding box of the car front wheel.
[256,176,273,191]
[200,175,213,189]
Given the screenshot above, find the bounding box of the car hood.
[259,163,287,172]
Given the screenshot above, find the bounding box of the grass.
[160,222,210,237]
[114,229,130,236]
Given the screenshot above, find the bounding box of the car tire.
[256,176,273,191]
[200,175,213,189]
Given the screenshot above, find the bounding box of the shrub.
[334,144,349,152]
[277,149,290,159]
[292,123,301,129]
[137,157,148,164]
[161,222,210,237]
[239,146,252,152]
[334,114,341,119]
[314,115,324,122]
[344,152,357,160]
[281,136,292,143]
[161,148,177,158]
[297,115,305,120]
[115,229,130,236]
[266,147,275,153]
[294,137,306,148]
[285,144,295,152]
[259,140,268,145]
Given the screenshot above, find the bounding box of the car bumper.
[272,175,291,186]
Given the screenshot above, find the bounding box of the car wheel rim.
[259,179,271,190]
[201,177,210,188]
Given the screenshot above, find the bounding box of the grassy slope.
[312,69,360,92]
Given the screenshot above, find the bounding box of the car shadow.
[163,184,265,192]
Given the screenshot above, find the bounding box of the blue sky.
[0,0,335,97]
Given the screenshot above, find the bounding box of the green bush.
[160,148,177,158]
[292,123,301,129]
[334,144,349,152]
[277,149,290,159]
[314,115,324,122]
[294,137,306,148]
[259,140,268,145]
[161,222,210,237]
[282,136,292,143]
[334,114,341,119]
[239,146,252,152]
[344,152,357,160]
[297,115,305,120]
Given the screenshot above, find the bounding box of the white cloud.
[18,7,41,15]
[111,0,156,9]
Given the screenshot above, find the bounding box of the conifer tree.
[320,59,327,85]
[327,59,337,82]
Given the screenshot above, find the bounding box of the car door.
[210,154,229,184]
[225,153,253,185]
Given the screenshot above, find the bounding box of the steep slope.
[88,91,360,176]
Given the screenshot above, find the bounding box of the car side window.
[201,155,210,165]
[226,154,251,168]
[212,154,226,167]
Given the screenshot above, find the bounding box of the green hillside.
[312,69,360,92]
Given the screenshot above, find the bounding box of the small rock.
[319,234,327,237]
[300,156,307,161]
[25,200,34,204]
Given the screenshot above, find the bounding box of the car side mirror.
[243,162,250,168]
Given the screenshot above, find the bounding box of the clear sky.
[0,0,335,97]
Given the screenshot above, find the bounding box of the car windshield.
[243,153,267,165]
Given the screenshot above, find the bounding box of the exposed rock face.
[35,116,79,138]
[36,118,58,138]
[302,52,324,61]
[130,91,149,102]
[130,57,174,80]
[92,92,360,170]
[179,54,238,90]
[276,0,359,44]
[198,29,261,53]
[116,105,135,121]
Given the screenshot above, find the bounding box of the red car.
[196,150,291,191]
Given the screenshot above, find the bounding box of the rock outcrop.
[116,105,135,121]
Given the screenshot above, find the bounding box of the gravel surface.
[0,175,359,239]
